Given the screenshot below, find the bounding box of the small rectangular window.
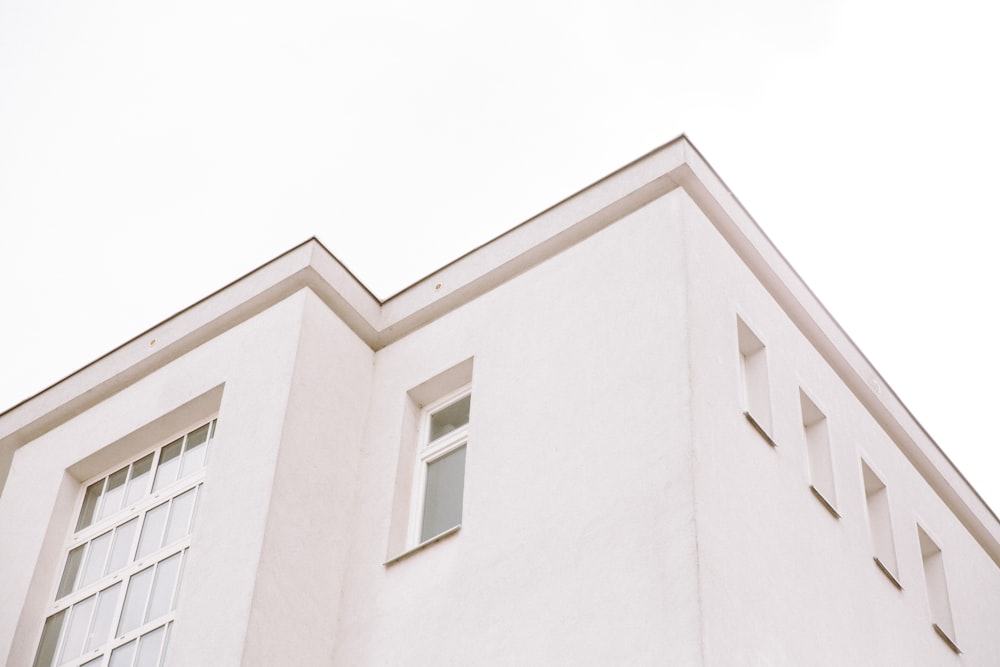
[917,526,959,653]
[799,390,838,517]
[411,388,471,546]
[737,317,774,445]
[860,460,900,588]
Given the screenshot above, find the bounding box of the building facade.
[2,137,998,666]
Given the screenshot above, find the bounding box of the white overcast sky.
[1,0,998,510]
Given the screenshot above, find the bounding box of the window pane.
[107,519,138,575]
[429,395,471,443]
[160,622,172,667]
[179,424,210,478]
[61,594,96,664]
[80,657,103,667]
[134,626,165,667]
[76,481,104,532]
[109,640,136,667]
[57,545,86,599]
[420,445,466,542]
[125,454,154,507]
[162,489,196,546]
[136,503,169,559]
[145,553,182,624]
[80,532,113,588]
[32,609,66,667]
[152,439,182,492]
[98,467,129,522]
[118,566,154,637]
[85,582,121,653]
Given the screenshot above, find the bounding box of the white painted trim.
[406,386,471,549]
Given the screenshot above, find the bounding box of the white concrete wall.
[328,190,703,665]
[7,179,997,667]
[681,191,1000,666]
[1,290,314,666]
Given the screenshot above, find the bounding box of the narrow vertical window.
[412,389,471,545]
[917,526,959,653]
[737,317,774,445]
[799,390,838,516]
[860,460,900,588]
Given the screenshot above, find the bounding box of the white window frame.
[33,420,216,667]
[407,385,471,548]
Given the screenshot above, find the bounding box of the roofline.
[2,135,998,567]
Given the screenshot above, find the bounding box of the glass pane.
[80,532,113,588]
[98,468,129,522]
[179,424,210,478]
[160,622,172,667]
[429,394,471,443]
[76,481,104,532]
[145,553,181,624]
[80,657,103,667]
[60,594,96,664]
[108,640,136,667]
[32,609,65,667]
[57,545,86,599]
[134,627,165,667]
[136,503,169,559]
[171,552,187,613]
[117,567,154,637]
[162,489,196,546]
[152,439,182,492]
[125,454,154,507]
[107,519,138,575]
[420,445,466,542]
[85,582,121,653]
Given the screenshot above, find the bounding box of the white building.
[2,137,998,666]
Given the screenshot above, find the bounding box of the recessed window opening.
[799,390,838,516]
[412,388,471,546]
[737,317,773,444]
[860,460,900,588]
[33,420,216,667]
[918,526,959,653]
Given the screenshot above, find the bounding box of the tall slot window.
[33,420,217,667]
[737,317,774,445]
[918,526,959,653]
[860,460,900,588]
[799,390,838,516]
[411,388,471,545]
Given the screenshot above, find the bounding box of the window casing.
[33,420,217,667]
[409,388,470,547]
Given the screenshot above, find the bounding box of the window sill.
[384,525,461,567]
[743,411,776,447]
[933,623,961,654]
[873,556,902,590]
[809,485,840,519]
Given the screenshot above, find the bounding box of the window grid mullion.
[40,420,215,667]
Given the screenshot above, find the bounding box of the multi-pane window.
[33,420,217,667]
[411,389,471,545]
